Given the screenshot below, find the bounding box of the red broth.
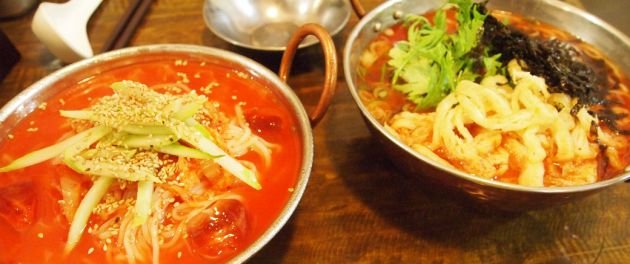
[0,57,302,263]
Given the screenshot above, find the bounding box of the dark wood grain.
[2,0,630,263]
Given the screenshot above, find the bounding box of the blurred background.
[582,0,630,36]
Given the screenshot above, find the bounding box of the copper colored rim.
[349,0,367,18]
[278,23,338,127]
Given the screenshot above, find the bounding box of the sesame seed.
[288,188,294,192]
[59,99,66,105]
[236,71,248,79]
[201,82,218,94]
[37,233,44,238]
[106,238,112,244]
[37,102,47,110]
[87,247,94,254]
[176,72,190,84]
[26,127,38,132]
[177,251,182,259]
[200,61,206,66]
[231,95,237,100]
[174,59,188,66]
[8,134,14,139]
[194,73,201,79]
[103,244,108,251]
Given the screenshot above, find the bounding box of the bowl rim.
[202,0,352,51]
[0,44,314,263]
[343,0,630,194]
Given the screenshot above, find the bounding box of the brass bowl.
[343,0,630,210]
[0,24,337,261]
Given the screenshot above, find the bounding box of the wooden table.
[2,0,630,263]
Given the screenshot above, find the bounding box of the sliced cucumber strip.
[0,126,110,173]
[157,143,220,159]
[65,177,113,253]
[120,134,179,149]
[120,125,173,135]
[133,181,154,226]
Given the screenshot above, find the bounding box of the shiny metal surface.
[344,0,630,210]
[203,0,350,51]
[0,44,314,262]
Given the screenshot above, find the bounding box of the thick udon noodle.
[358,11,630,187]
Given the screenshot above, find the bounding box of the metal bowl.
[343,0,630,210]
[203,0,351,51]
[0,27,336,261]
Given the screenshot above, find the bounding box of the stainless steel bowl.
[0,37,336,261]
[203,0,350,51]
[343,0,630,210]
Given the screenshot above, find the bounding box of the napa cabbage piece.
[388,0,502,109]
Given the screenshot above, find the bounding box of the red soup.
[0,55,302,263]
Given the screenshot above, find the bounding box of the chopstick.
[101,0,153,53]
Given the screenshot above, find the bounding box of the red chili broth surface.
[0,58,303,263]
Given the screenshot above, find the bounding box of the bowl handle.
[349,0,367,18]
[278,23,337,127]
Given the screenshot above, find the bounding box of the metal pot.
[343,0,630,210]
[0,24,336,262]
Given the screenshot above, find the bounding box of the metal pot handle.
[278,23,337,127]
[349,0,367,18]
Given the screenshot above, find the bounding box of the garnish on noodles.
[357,0,630,187]
[2,80,259,252]
[0,58,302,263]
